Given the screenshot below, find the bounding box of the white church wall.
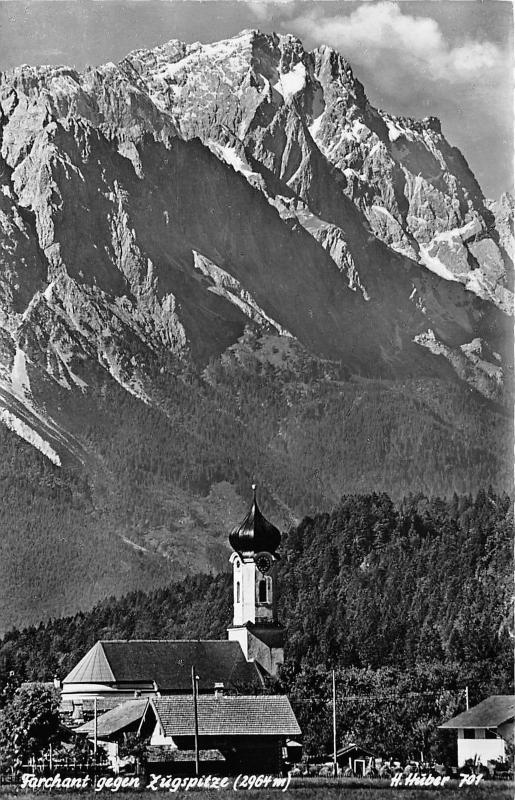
[227,626,250,659]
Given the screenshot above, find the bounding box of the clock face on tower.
[255,551,274,575]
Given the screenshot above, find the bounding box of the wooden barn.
[336,744,376,775]
[143,694,301,774]
[76,694,300,775]
[75,698,149,757]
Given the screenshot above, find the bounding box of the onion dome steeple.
[229,485,281,556]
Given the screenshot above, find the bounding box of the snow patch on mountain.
[0,406,62,465]
[309,112,324,141]
[274,62,306,100]
[432,218,482,245]
[385,118,413,143]
[11,347,30,396]
[207,142,260,182]
[419,244,461,283]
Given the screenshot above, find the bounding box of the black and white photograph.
[0,1,512,798]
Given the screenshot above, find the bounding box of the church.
[62,487,288,711]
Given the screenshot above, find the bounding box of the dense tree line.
[273,490,512,759]
[0,489,511,761]
[278,491,512,671]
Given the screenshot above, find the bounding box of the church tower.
[227,485,285,677]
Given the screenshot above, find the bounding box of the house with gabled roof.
[75,693,300,775]
[74,698,151,741]
[439,695,515,766]
[146,694,300,773]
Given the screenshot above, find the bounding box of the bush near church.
[0,684,61,768]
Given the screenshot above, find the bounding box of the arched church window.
[258,577,272,603]
[236,581,241,603]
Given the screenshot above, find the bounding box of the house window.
[463,730,475,739]
[485,729,498,739]
[236,582,240,603]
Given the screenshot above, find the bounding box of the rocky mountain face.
[0,31,512,631]
[129,30,512,307]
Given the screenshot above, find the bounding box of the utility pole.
[192,666,200,777]
[332,670,337,778]
[93,697,98,757]
[465,686,469,710]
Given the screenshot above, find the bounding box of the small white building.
[440,695,515,766]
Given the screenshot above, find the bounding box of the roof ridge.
[98,641,116,680]
[154,694,290,700]
[100,639,236,643]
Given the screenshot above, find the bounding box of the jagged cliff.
[128,32,512,306]
[0,31,511,420]
[0,31,512,631]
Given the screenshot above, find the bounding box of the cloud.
[290,2,505,83]
[246,0,298,23]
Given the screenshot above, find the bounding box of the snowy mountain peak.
[0,29,512,474]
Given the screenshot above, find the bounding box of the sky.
[0,0,512,197]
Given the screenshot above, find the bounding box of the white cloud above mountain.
[289,1,505,83]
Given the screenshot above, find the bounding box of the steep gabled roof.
[63,640,263,693]
[337,743,376,757]
[440,696,515,729]
[75,699,149,738]
[151,695,301,737]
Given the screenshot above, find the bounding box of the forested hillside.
[1,334,512,632]
[1,490,511,760]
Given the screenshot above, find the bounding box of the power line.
[288,689,465,703]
